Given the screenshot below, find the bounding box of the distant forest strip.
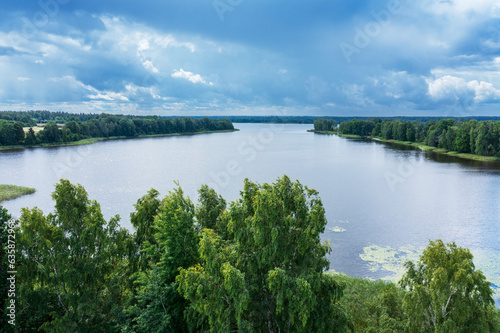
[0,111,234,147]
[314,118,500,158]
[212,115,500,124]
[2,111,500,125]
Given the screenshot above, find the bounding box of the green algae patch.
[469,248,500,303]
[359,244,500,304]
[328,220,349,233]
[359,245,422,282]
[329,226,346,233]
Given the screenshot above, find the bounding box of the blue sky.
[1,0,500,116]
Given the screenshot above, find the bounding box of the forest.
[1,176,499,332]
[0,112,234,147]
[314,118,500,157]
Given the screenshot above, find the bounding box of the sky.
[1,0,500,116]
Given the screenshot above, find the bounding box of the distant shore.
[310,130,500,163]
[0,129,238,152]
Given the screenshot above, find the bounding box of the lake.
[1,123,499,304]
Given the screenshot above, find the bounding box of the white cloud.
[45,33,91,51]
[171,68,211,85]
[467,80,500,102]
[423,0,500,17]
[154,35,195,52]
[125,82,166,100]
[87,92,129,102]
[17,77,31,82]
[427,75,500,104]
[142,60,159,73]
[48,75,130,102]
[137,38,150,53]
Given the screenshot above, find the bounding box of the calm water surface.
[1,123,499,303]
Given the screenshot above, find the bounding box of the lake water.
[1,123,499,304]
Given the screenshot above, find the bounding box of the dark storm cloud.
[0,0,499,115]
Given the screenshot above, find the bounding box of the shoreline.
[310,130,500,163]
[0,129,239,152]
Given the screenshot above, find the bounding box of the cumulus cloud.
[142,60,158,73]
[171,69,211,85]
[467,80,500,102]
[0,2,500,115]
[423,0,500,17]
[87,92,130,102]
[427,75,500,105]
[48,76,129,102]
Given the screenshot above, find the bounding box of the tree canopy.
[400,240,498,333]
[331,117,500,157]
[177,176,351,332]
[0,112,234,147]
[2,178,499,332]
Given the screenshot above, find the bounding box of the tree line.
[1,177,498,332]
[313,119,338,132]
[0,114,234,147]
[323,118,500,157]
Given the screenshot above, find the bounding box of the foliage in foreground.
[1,177,499,332]
[400,240,498,333]
[177,177,351,332]
[336,275,408,332]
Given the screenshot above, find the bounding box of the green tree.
[13,122,25,145]
[130,188,161,271]
[125,186,200,333]
[0,206,15,333]
[453,120,476,153]
[24,127,37,146]
[178,176,352,332]
[118,119,137,137]
[400,240,497,333]
[337,275,407,332]
[314,119,337,132]
[425,129,439,147]
[396,121,407,141]
[406,121,416,142]
[0,121,17,146]
[373,122,382,137]
[195,184,226,232]
[40,121,61,143]
[17,180,131,332]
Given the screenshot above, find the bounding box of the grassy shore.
[0,184,36,202]
[0,129,239,152]
[310,130,500,163]
[311,130,364,139]
[372,138,500,162]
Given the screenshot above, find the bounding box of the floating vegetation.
[359,244,500,304]
[359,244,422,282]
[329,226,346,233]
[469,248,500,303]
